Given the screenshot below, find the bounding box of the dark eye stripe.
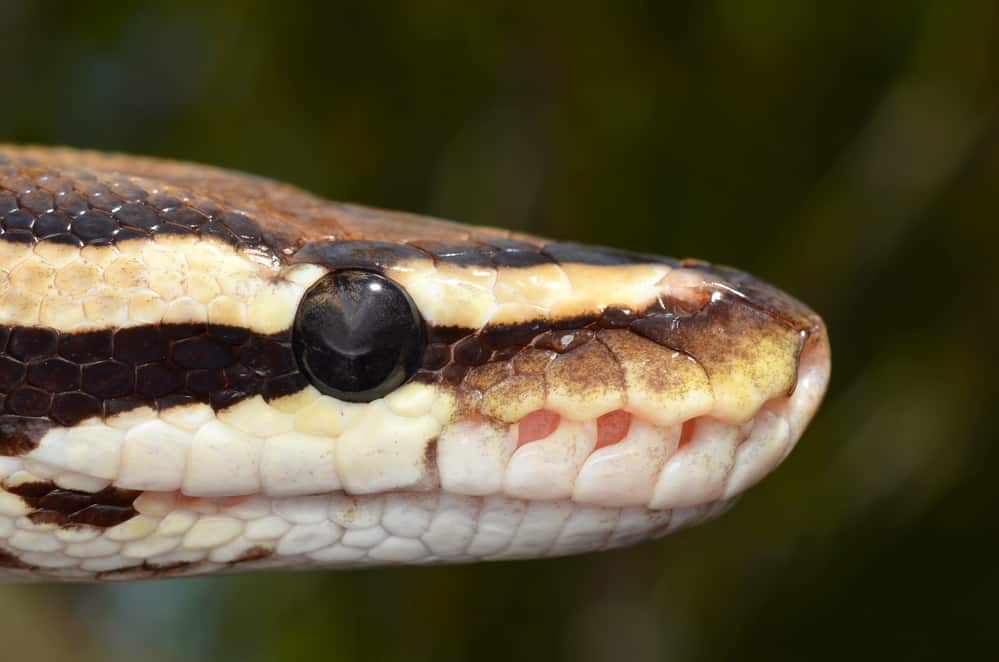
[415,302,669,386]
[0,323,305,454]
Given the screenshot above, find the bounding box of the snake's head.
[275,230,831,554]
[0,147,829,577]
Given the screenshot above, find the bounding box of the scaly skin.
[0,146,830,581]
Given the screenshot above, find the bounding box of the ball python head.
[0,146,830,580]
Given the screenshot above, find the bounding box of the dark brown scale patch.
[6,481,140,528]
[28,510,72,526]
[217,211,262,242]
[262,373,309,401]
[598,306,639,329]
[50,393,101,425]
[491,248,552,268]
[113,202,157,230]
[72,212,116,241]
[2,211,32,231]
[420,343,451,371]
[59,329,113,363]
[426,326,470,345]
[114,327,168,363]
[27,357,80,392]
[0,165,271,253]
[7,387,52,416]
[478,320,548,350]
[57,192,89,216]
[0,323,304,451]
[81,361,134,398]
[136,364,182,398]
[452,335,490,366]
[208,324,250,345]
[34,211,70,235]
[8,328,58,361]
[18,189,53,214]
[404,240,504,267]
[172,336,236,370]
[187,369,227,396]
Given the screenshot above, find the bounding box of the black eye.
[292,270,425,402]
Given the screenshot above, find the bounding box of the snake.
[0,145,830,581]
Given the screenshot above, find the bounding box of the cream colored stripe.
[0,234,711,334]
[0,235,320,335]
[380,259,708,328]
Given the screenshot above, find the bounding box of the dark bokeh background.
[1,2,997,660]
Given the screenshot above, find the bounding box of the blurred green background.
[1,1,997,660]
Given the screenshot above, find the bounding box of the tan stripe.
[0,235,314,335]
[0,231,715,334]
[372,259,707,328]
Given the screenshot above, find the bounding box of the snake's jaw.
[0,146,830,579]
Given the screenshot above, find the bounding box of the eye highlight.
[292,270,426,402]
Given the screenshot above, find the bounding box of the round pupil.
[292,270,425,402]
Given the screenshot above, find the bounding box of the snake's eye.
[292,270,425,402]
